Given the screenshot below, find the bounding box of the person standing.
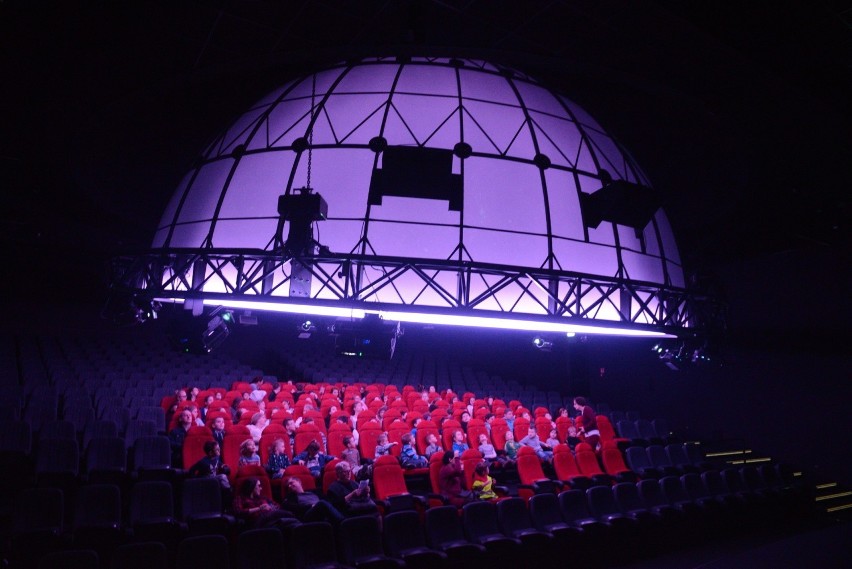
[573,397,600,451]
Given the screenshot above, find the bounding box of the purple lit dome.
[153,57,683,325]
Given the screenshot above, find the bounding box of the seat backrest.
[133,435,171,470]
[517,445,547,485]
[637,478,668,509]
[497,496,535,534]
[358,424,382,459]
[326,423,351,457]
[528,492,565,530]
[513,417,530,442]
[181,477,223,519]
[460,448,483,490]
[130,480,175,524]
[701,470,729,497]
[183,433,214,471]
[466,419,489,447]
[613,482,644,512]
[415,420,440,454]
[462,500,502,541]
[553,443,583,481]
[338,515,386,565]
[441,419,462,451]
[373,455,409,500]
[386,421,410,457]
[625,446,653,471]
[176,534,230,569]
[425,505,467,548]
[14,487,63,533]
[86,436,127,473]
[574,443,604,477]
[282,464,316,493]
[237,528,286,569]
[647,445,673,468]
[681,473,710,500]
[490,418,509,449]
[665,443,691,467]
[616,420,641,440]
[660,475,690,504]
[601,445,630,476]
[74,483,122,528]
[36,437,79,475]
[585,485,621,519]
[289,522,338,568]
[294,424,324,454]
[222,432,252,472]
[383,510,427,555]
[558,489,595,524]
[636,419,658,440]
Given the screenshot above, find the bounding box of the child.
[471,461,497,500]
[451,430,469,457]
[399,433,428,468]
[340,435,365,478]
[266,438,290,479]
[566,425,581,451]
[503,431,521,462]
[545,428,560,450]
[423,433,442,458]
[477,433,505,467]
[239,438,261,466]
[374,433,397,458]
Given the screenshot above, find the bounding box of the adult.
[233,477,296,529]
[573,397,600,451]
[168,409,193,467]
[326,461,378,517]
[246,412,268,443]
[282,476,345,525]
[438,450,471,507]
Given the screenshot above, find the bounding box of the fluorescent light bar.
[154,296,675,337]
[202,298,367,319]
[371,310,675,337]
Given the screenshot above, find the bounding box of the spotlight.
[533,337,553,351]
[201,308,234,353]
[297,319,317,339]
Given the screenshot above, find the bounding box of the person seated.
[293,440,335,479]
[503,431,521,463]
[471,461,498,500]
[438,451,471,507]
[282,476,345,525]
[545,428,561,450]
[520,426,553,463]
[210,416,226,447]
[399,433,428,469]
[168,409,193,467]
[565,425,581,451]
[233,477,296,529]
[238,438,261,466]
[265,438,290,479]
[326,461,379,517]
[450,430,469,457]
[423,433,442,458]
[188,440,231,489]
[340,435,365,477]
[246,412,268,443]
[374,433,397,459]
[477,433,506,467]
[459,411,472,433]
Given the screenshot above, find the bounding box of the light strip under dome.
[156,297,674,338]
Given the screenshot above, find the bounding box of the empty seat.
[85,436,127,484]
[181,477,235,535]
[110,541,168,569]
[552,444,592,489]
[237,527,286,569]
[338,514,404,567]
[424,505,486,562]
[37,549,99,569]
[73,483,126,553]
[462,500,522,566]
[496,497,554,563]
[383,510,447,567]
[624,446,660,479]
[130,481,186,545]
[288,521,349,569]
[176,534,230,569]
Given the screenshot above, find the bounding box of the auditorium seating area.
[0,333,819,568]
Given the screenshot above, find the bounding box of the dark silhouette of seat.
[383,510,447,568]
[552,444,592,489]
[110,541,168,569]
[85,436,127,485]
[601,442,638,483]
[180,476,236,535]
[624,446,660,479]
[288,521,351,569]
[647,445,681,476]
[462,500,522,568]
[9,487,64,568]
[424,505,486,564]
[37,549,99,569]
[338,514,404,568]
[72,483,126,554]
[496,497,554,563]
[237,527,287,569]
[130,480,186,546]
[176,534,231,569]
[36,437,79,491]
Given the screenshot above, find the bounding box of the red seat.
[327,422,352,457]
[372,455,410,501]
[282,464,316,495]
[358,423,382,459]
[466,419,489,447]
[552,444,591,489]
[441,419,462,451]
[321,458,341,495]
[490,418,509,450]
[386,421,410,458]
[223,431,252,475]
[415,420,440,455]
[513,417,531,442]
[294,424,324,454]
[601,441,637,483]
[182,433,213,470]
[574,442,609,483]
[460,448,484,490]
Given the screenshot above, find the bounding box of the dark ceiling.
[2,1,850,336]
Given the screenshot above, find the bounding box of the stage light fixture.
[533,337,553,351]
[201,307,234,353]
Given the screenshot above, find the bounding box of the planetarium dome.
[126,56,699,336]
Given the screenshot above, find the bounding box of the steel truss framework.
[110,249,724,336]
